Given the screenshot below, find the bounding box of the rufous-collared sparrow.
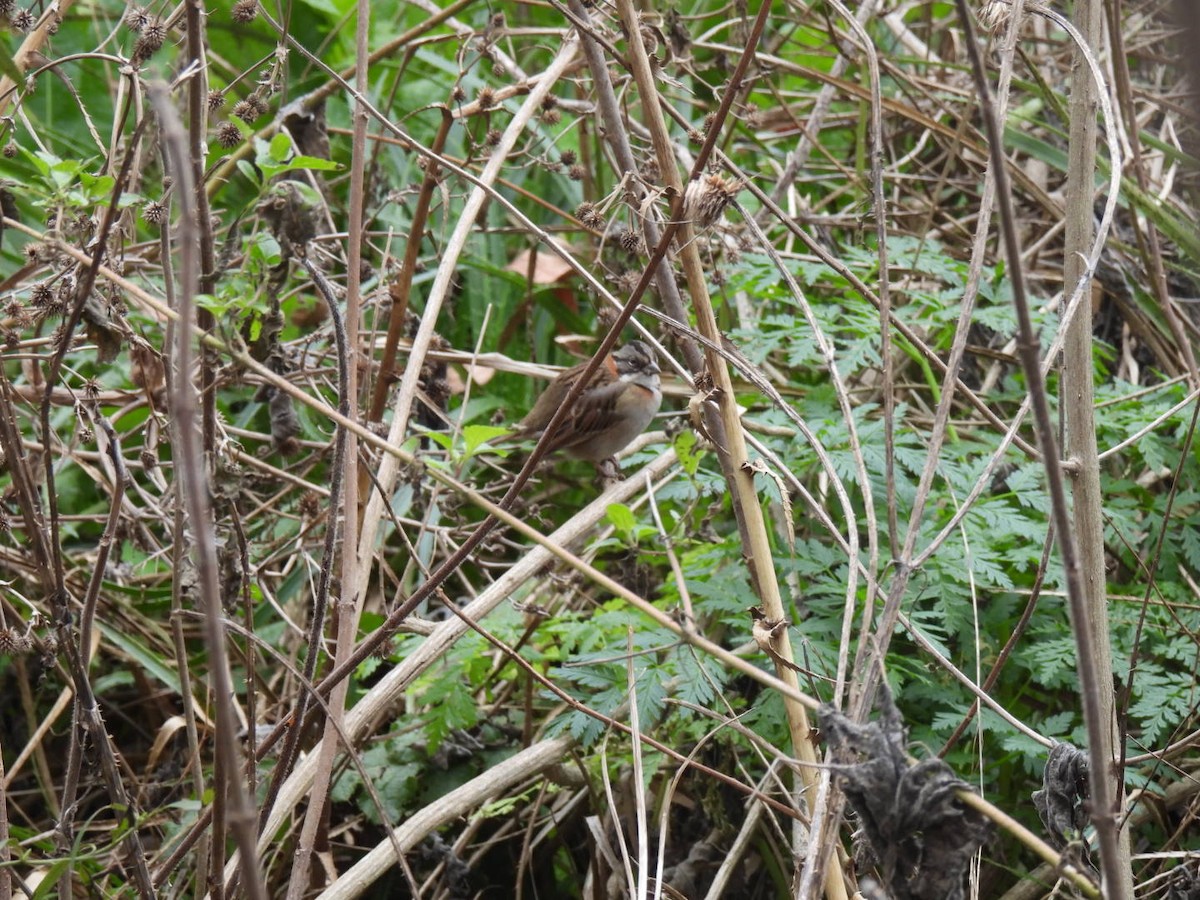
[515,340,662,463]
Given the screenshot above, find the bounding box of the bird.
[514,340,662,465]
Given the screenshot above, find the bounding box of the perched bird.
[515,340,662,464]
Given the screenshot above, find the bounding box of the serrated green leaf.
[673,429,701,476]
[606,502,636,538]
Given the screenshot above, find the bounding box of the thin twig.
[149,81,268,900]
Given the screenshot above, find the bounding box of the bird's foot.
[596,457,623,486]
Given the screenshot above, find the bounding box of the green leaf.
[194,292,231,317]
[421,677,478,749]
[673,429,702,476]
[606,502,636,538]
[563,708,605,746]
[267,132,293,162]
[371,762,421,822]
[246,231,282,268]
[674,651,719,707]
[289,154,340,172]
[258,155,341,180]
[421,430,453,451]
[236,158,262,187]
[32,858,76,899]
[49,158,84,190]
[78,172,115,202]
[463,424,510,456]
[97,622,181,695]
[295,0,355,17]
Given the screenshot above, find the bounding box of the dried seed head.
[232,99,258,123]
[0,629,32,655]
[30,283,52,307]
[2,142,16,158]
[489,11,505,29]
[131,38,155,63]
[575,202,604,231]
[451,84,466,103]
[618,229,642,255]
[541,108,561,125]
[540,94,558,111]
[596,304,619,331]
[0,0,15,19]
[231,0,258,23]
[247,93,269,116]
[207,89,225,110]
[567,163,585,181]
[125,5,150,31]
[485,128,502,147]
[611,270,641,295]
[640,159,660,184]
[559,149,577,167]
[11,9,34,31]
[135,19,168,56]
[216,121,243,147]
[477,87,496,110]
[683,172,741,228]
[143,200,167,225]
[491,61,504,77]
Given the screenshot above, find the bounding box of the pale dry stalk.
[612,1,844,898]
[1062,0,1135,894]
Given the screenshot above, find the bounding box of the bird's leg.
[595,456,623,485]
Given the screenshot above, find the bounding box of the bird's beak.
[646,360,661,375]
